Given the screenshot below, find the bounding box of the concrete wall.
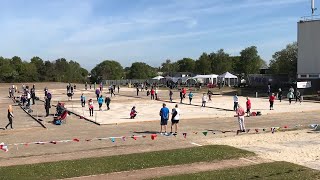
[297,20,320,78]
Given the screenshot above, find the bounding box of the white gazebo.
[152,76,164,80]
[194,74,219,84]
[218,72,238,86]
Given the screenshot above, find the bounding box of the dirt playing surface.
[0,82,319,179]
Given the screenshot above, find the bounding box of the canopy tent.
[218,72,238,86]
[194,74,218,84]
[152,76,164,80]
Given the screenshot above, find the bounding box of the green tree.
[210,49,233,74]
[160,59,178,75]
[195,53,211,74]
[269,42,297,79]
[90,60,124,82]
[238,46,265,74]
[128,62,157,79]
[177,58,195,72]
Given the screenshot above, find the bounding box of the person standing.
[89,83,92,89]
[287,91,294,105]
[208,90,212,101]
[151,88,155,100]
[188,91,194,105]
[117,85,120,93]
[159,103,170,135]
[182,88,186,98]
[155,87,158,100]
[202,93,207,107]
[98,95,104,111]
[110,87,116,97]
[44,96,50,117]
[31,86,36,105]
[136,87,139,96]
[233,94,239,111]
[88,99,94,116]
[5,105,14,129]
[80,94,86,107]
[236,104,246,134]
[246,97,251,117]
[170,104,180,134]
[105,96,111,110]
[295,90,301,103]
[179,91,183,104]
[169,90,173,103]
[269,93,276,110]
[26,90,31,108]
[278,88,283,102]
[85,82,88,90]
[267,83,271,96]
[95,88,100,100]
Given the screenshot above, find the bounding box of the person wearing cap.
[5,105,14,129]
[130,106,137,119]
[159,103,170,135]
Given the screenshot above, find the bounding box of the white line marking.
[190,142,203,146]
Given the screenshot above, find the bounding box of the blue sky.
[0,0,313,70]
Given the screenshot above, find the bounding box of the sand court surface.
[38,87,320,125]
[1,83,319,173]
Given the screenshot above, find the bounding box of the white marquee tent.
[194,74,219,84]
[152,76,164,80]
[218,72,238,86]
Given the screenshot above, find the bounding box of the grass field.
[154,161,320,180]
[0,145,253,180]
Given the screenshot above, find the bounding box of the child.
[188,91,193,105]
[246,97,251,116]
[88,99,94,116]
[130,106,137,119]
[269,93,276,110]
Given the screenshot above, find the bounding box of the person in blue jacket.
[98,95,104,111]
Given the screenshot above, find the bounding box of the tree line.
[0,43,297,83]
[0,56,88,83]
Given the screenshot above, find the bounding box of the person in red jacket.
[150,88,155,100]
[246,97,251,117]
[269,93,276,110]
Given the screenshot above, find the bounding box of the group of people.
[159,103,180,135]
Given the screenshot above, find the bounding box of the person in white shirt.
[170,104,180,134]
[202,93,207,107]
[233,94,239,111]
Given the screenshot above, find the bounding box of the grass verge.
[154,161,320,180]
[0,145,253,180]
